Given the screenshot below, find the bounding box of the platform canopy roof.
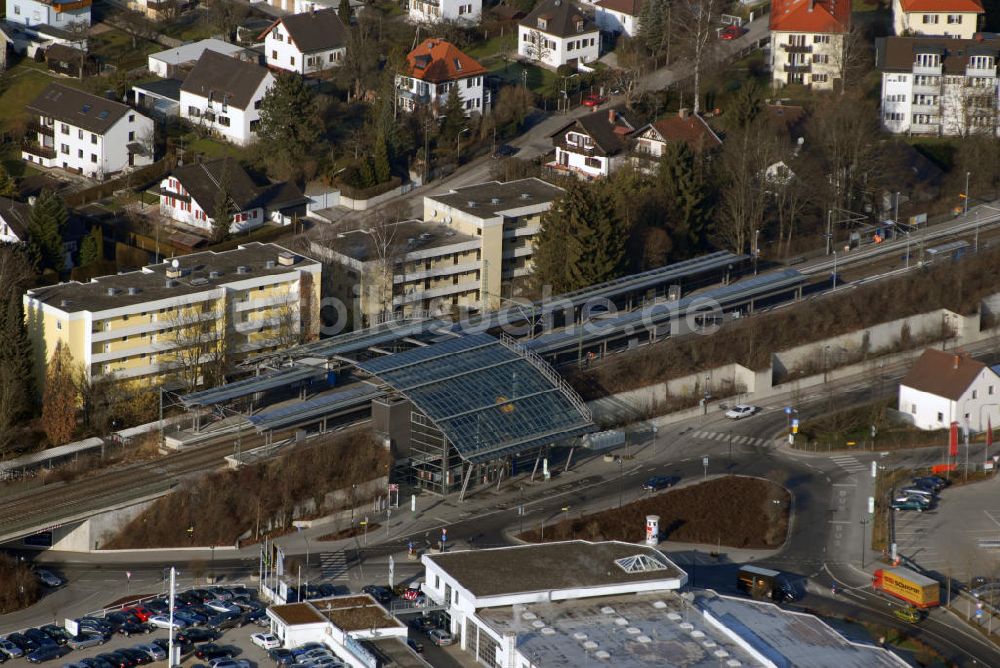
[357,333,594,463]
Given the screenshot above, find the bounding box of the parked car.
[641,476,677,492]
[491,144,518,159]
[132,644,165,662]
[361,585,392,604]
[78,657,114,668]
[150,639,191,657]
[144,599,169,615]
[177,628,217,645]
[195,645,235,661]
[914,475,949,489]
[208,661,250,668]
[123,607,152,623]
[174,610,206,626]
[104,613,136,630]
[900,487,935,500]
[316,584,337,598]
[251,634,280,651]
[7,633,38,653]
[40,627,70,646]
[892,498,925,512]
[148,616,185,631]
[0,638,25,658]
[35,569,64,588]
[76,619,112,637]
[894,494,931,508]
[309,658,341,668]
[290,644,326,658]
[95,653,130,668]
[118,649,150,666]
[66,634,106,650]
[582,93,607,108]
[268,650,294,667]
[26,646,70,664]
[427,629,454,647]
[207,613,243,631]
[725,404,759,420]
[205,600,241,615]
[24,630,58,649]
[117,623,152,638]
[719,24,746,40]
[405,639,423,654]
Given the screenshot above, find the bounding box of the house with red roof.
[769,0,850,90]
[892,0,983,38]
[395,39,489,116]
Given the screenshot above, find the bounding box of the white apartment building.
[519,0,600,70]
[898,348,1000,431]
[594,0,641,37]
[769,0,850,90]
[5,0,91,30]
[23,83,154,179]
[396,39,488,116]
[408,0,480,24]
[179,50,275,146]
[22,242,322,384]
[260,9,347,75]
[892,0,983,39]
[878,36,1000,136]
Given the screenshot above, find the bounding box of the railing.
[28,120,54,137]
[783,64,811,73]
[22,141,56,159]
[782,44,812,53]
[913,64,943,75]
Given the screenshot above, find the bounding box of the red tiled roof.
[404,39,485,83]
[650,114,722,152]
[899,0,982,11]
[770,0,849,34]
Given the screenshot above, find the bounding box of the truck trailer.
[737,565,794,601]
[872,566,940,608]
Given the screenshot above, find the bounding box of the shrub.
[0,554,40,613]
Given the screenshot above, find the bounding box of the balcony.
[911,102,939,114]
[913,63,942,76]
[912,83,941,95]
[784,63,811,73]
[909,122,941,135]
[22,141,56,160]
[560,141,597,155]
[28,120,54,137]
[782,43,812,53]
[966,66,997,78]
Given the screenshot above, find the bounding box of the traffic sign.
[791,418,799,434]
[784,406,793,415]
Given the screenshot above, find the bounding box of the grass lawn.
[89,29,160,72]
[184,136,250,160]
[465,34,516,62]
[487,61,559,94]
[0,61,57,131]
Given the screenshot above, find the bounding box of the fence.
[64,157,174,208]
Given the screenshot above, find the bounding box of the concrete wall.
[27,494,160,552]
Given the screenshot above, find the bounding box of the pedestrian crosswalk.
[830,455,868,473]
[691,431,770,447]
[319,551,349,580]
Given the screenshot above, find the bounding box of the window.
[911,403,917,414]
[914,74,939,86]
[884,112,905,122]
[812,73,828,82]
[91,154,97,163]
[990,385,995,395]
[250,119,261,132]
[922,14,939,24]
[537,17,547,29]
[77,149,83,158]
[128,131,135,141]
[60,123,69,134]
[947,13,962,23]
[128,114,135,122]
[973,389,978,399]
[969,55,994,70]
[78,129,83,139]
[272,50,278,60]
[255,99,262,109]
[568,40,575,52]
[912,113,934,124]
[13,5,19,14]
[789,34,806,46]
[290,56,295,66]
[91,133,97,144]
[56,321,62,330]
[435,575,440,589]
[915,53,940,67]
[60,143,69,154]
[218,116,231,127]
[272,28,283,41]
[937,412,944,422]
[813,34,830,43]
[584,156,601,169]
[812,54,829,64]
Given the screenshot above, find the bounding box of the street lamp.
[456,127,470,163]
[753,229,760,275]
[965,171,971,216]
[860,514,870,569]
[618,457,624,508]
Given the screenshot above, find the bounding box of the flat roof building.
[23,242,321,387]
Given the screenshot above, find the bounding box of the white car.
[148,615,185,630]
[205,600,241,614]
[725,404,759,420]
[251,633,281,650]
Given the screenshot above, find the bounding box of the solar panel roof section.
[356,334,594,463]
[247,385,381,431]
[179,366,327,407]
[290,319,450,359]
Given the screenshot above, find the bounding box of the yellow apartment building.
[23,242,322,387]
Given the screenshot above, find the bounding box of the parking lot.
[892,474,1000,588]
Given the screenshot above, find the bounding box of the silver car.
[66,634,105,650]
[133,644,166,661]
[0,639,24,658]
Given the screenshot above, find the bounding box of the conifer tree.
[0,164,15,198]
[27,189,68,271]
[373,133,391,184]
[79,227,103,266]
[660,142,711,249]
[338,0,351,25]
[40,341,77,446]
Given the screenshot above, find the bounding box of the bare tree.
[833,25,870,95]
[163,302,225,392]
[117,9,157,49]
[673,0,722,115]
[716,121,780,254]
[363,208,405,321]
[524,29,552,65]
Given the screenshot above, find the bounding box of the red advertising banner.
[949,421,959,457]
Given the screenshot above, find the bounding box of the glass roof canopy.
[358,333,594,464]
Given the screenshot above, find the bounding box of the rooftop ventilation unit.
[237,265,251,274]
[520,192,531,199]
[59,300,68,308]
[127,287,140,296]
[209,270,222,279]
[467,200,477,208]
[265,259,276,269]
[165,279,177,288]
[490,197,501,205]
[166,258,182,279]
[106,288,116,296]
[190,277,209,286]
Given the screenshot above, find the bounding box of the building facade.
[769,0,849,90]
[408,0,480,24]
[891,0,982,39]
[396,39,488,116]
[878,36,1000,136]
[22,83,154,179]
[5,0,91,30]
[260,9,347,74]
[898,348,1000,431]
[158,159,266,235]
[519,0,600,69]
[593,0,642,37]
[22,243,322,385]
[179,50,275,146]
[0,197,30,244]
[549,106,639,178]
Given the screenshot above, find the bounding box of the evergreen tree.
[79,227,103,266]
[40,341,77,446]
[373,133,391,184]
[358,158,377,189]
[257,72,324,178]
[27,189,68,271]
[338,0,351,25]
[727,78,764,130]
[440,86,467,144]
[0,164,15,198]
[659,142,711,250]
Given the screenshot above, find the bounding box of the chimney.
[808,0,814,10]
[678,107,690,119]
[608,108,616,124]
[954,355,961,370]
[278,252,296,266]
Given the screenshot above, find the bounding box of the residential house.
[147,39,250,78]
[159,158,306,235]
[519,0,599,70]
[898,348,1000,431]
[594,0,642,37]
[260,9,348,74]
[769,0,850,90]
[44,43,96,77]
[5,0,91,31]
[877,35,1000,136]
[132,78,183,119]
[22,83,155,179]
[632,108,722,160]
[179,50,275,146]
[0,197,30,244]
[892,0,982,38]
[22,242,322,384]
[548,105,639,178]
[396,39,488,116]
[129,0,190,20]
[408,0,480,24]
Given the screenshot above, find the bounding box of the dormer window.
[576,19,584,32]
[454,58,463,71]
[537,17,547,29]
[273,28,283,41]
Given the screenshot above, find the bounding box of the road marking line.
[829,520,852,524]
[832,483,857,487]
[984,511,1000,529]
